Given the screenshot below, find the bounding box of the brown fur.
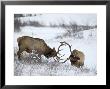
[17,36,57,59]
[69,49,85,68]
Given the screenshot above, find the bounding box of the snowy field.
[14,26,97,76]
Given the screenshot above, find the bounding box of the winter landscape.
[14,14,97,76]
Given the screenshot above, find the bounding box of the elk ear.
[53,47,55,50]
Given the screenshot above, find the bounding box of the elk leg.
[37,54,42,62]
[38,54,41,59]
[17,46,25,59]
[17,50,23,59]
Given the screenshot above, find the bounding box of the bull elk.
[59,41,85,68]
[17,36,62,61]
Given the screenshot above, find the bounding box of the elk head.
[45,47,57,58]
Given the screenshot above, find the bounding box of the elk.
[17,36,63,61]
[59,41,85,68]
[69,49,85,68]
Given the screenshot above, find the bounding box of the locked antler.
[55,42,67,61]
[59,41,72,63]
[56,41,72,62]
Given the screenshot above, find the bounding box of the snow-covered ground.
[14,26,97,76]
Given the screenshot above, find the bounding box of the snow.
[14,26,97,76]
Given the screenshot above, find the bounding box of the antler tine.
[57,42,66,54]
[55,56,63,62]
[61,58,70,63]
[60,41,72,53]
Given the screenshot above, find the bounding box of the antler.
[57,42,66,54]
[56,41,72,62]
[60,41,72,53]
[55,42,66,61]
[60,41,72,63]
[61,58,70,63]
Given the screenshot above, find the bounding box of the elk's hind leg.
[17,46,25,60]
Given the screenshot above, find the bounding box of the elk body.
[69,49,85,68]
[17,36,58,60]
